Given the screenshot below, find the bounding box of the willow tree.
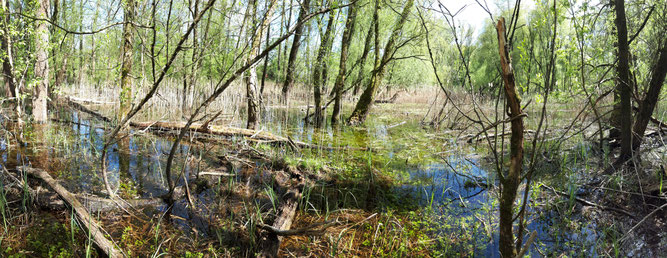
[281,0,310,103]
[348,0,414,125]
[119,0,135,123]
[331,0,357,126]
[33,0,50,122]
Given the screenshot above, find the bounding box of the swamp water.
[0,106,600,256]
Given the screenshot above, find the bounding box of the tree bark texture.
[33,0,50,122]
[281,0,310,103]
[614,0,633,160]
[312,6,336,127]
[246,0,277,130]
[119,0,135,123]
[632,42,667,150]
[331,1,357,126]
[496,17,525,258]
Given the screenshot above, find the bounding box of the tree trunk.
[119,0,135,123]
[614,0,633,160]
[33,0,50,123]
[1,0,16,100]
[331,1,357,126]
[1,0,21,125]
[351,11,376,96]
[50,0,60,92]
[183,0,201,116]
[246,0,278,130]
[312,6,336,128]
[260,0,271,95]
[632,42,667,150]
[348,0,414,125]
[496,17,524,258]
[281,0,310,103]
[281,0,294,79]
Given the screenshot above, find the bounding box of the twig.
[541,184,635,218]
[620,202,667,242]
[257,220,339,236]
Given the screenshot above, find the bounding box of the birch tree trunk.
[246,0,277,130]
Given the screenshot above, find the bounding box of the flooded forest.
[0,0,666,256]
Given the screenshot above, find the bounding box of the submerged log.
[20,166,124,258]
[77,195,163,212]
[64,98,368,151]
[30,186,161,212]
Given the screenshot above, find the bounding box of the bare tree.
[495,17,525,258]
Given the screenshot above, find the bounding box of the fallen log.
[258,165,309,258]
[64,98,369,151]
[30,187,161,212]
[374,90,403,104]
[259,187,302,258]
[198,171,236,177]
[77,195,164,213]
[20,166,124,258]
[64,97,112,123]
[68,96,116,105]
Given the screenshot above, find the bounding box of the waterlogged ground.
[0,100,626,256]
